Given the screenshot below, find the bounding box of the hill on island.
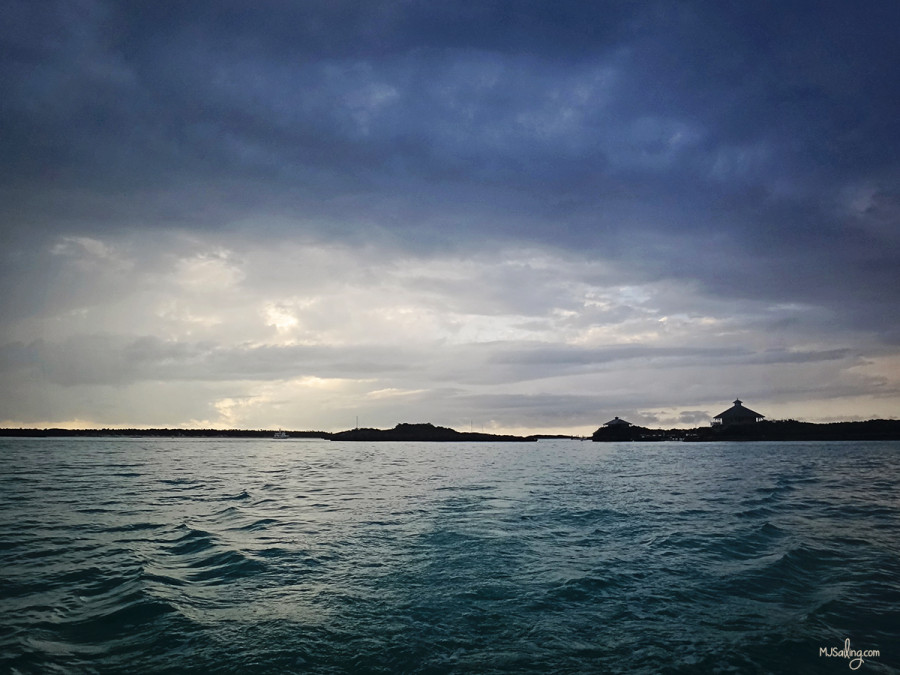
[328,422,536,442]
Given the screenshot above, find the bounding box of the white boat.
[273,431,289,439]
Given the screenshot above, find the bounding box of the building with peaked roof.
[712,399,765,427]
[604,416,632,427]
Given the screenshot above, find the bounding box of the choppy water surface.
[1,438,898,674]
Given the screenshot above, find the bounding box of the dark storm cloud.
[3,2,895,271]
[2,1,900,428]
[5,3,898,219]
[5,3,897,199]
[2,0,897,256]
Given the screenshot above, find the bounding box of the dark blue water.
[1,439,898,674]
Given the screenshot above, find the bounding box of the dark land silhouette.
[0,422,535,442]
[328,422,536,442]
[2,419,900,441]
[591,418,900,442]
[0,428,331,439]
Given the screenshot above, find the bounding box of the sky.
[2,1,899,434]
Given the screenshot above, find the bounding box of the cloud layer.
[2,1,899,431]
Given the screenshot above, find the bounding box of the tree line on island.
[591,418,900,442]
[2,419,900,441]
[0,423,532,441]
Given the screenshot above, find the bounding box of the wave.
[2,438,899,673]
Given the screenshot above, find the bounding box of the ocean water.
[1,439,898,674]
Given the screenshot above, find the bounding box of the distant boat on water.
[273,431,289,439]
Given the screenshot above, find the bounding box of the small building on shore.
[712,399,765,427]
[593,415,640,441]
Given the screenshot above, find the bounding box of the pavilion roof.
[714,399,764,420]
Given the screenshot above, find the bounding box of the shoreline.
[2,419,900,442]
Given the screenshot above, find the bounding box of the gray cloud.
[2,1,899,429]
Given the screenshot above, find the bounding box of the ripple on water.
[1,438,898,673]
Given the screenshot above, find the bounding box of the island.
[328,422,536,442]
[3,418,899,442]
[591,418,900,442]
[0,427,331,438]
[0,422,536,442]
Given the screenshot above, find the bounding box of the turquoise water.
[1,438,898,673]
